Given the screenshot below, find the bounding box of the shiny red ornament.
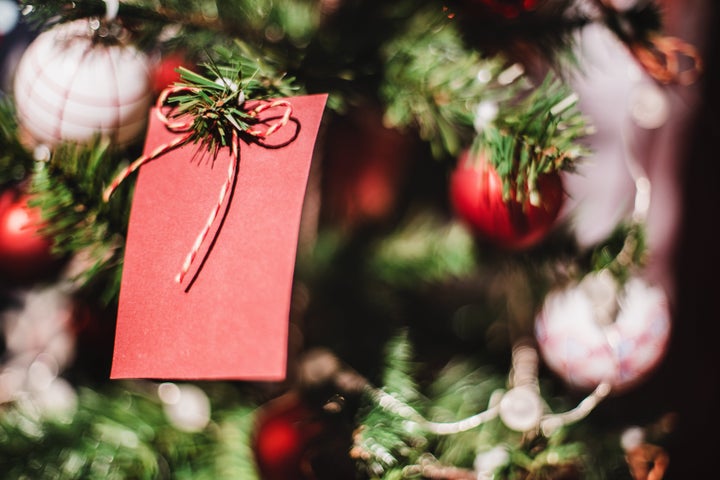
[0,189,61,283]
[449,149,564,250]
[253,393,326,480]
[321,105,414,229]
[475,0,539,18]
[151,51,192,94]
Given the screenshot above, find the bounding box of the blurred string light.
[158,382,212,432]
[628,82,670,129]
[307,343,610,438]
[365,341,611,437]
[0,0,19,36]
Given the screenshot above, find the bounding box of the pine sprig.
[380,7,523,159]
[589,221,648,285]
[380,330,421,404]
[353,331,425,478]
[354,335,603,478]
[0,97,34,187]
[367,213,477,288]
[164,46,300,155]
[449,0,586,66]
[0,384,260,480]
[593,0,664,46]
[28,138,134,305]
[427,361,506,469]
[474,75,590,203]
[208,408,261,480]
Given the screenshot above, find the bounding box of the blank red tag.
[110,94,327,380]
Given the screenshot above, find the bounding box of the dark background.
[668,2,720,477]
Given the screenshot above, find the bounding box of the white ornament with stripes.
[535,272,671,392]
[12,19,152,147]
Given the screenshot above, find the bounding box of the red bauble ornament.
[474,0,539,18]
[0,188,62,283]
[253,393,326,480]
[449,149,564,250]
[322,105,414,229]
[151,51,193,94]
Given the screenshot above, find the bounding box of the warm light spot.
[158,382,181,404]
[7,208,33,233]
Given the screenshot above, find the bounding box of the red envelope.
[110,94,328,380]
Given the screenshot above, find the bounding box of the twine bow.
[625,443,669,480]
[594,0,702,86]
[104,85,293,285]
[630,35,702,86]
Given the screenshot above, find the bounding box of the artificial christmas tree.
[0,0,713,478]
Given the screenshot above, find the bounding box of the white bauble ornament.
[13,19,152,147]
[535,272,671,391]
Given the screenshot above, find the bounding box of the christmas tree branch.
[29,138,134,304]
[0,386,192,478]
[0,97,34,186]
[380,6,522,159]
[474,74,590,202]
[348,332,602,478]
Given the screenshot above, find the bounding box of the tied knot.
[631,35,702,86]
[104,85,293,285]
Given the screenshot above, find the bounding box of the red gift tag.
[110,94,327,380]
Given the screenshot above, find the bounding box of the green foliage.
[590,221,648,285]
[474,74,590,202]
[380,6,520,159]
[367,213,477,288]
[0,97,33,187]
[167,45,300,154]
[29,138,133,305]
[353,334,601,479]
[0,384,259,479]
[379,330,420,404]
[597,0,664,46]
[427,361,506,468]
[352,331,426,477]
[207,409,261,480]
[1,2,683,479]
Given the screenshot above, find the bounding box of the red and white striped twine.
[103,85,293,285]
[631,35,702,86]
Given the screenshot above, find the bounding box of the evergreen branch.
[380,7,522,159]
[427,361,506,467]
[449,0,588,66]
[0,96,34,187]
[18,0,320,71]
[475,74,590,201]
[353,331,424,477]
[590,0,663,46]
[0,386,190,479]
[0,383,261,479]
[165,46,300,153]
[380,330,421,405]
[354,338,599,477]
[19,0,265,39]
[200,407,261,480]
[368,213,477,288]
[28,138,133,305]
[590,221,648,285]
